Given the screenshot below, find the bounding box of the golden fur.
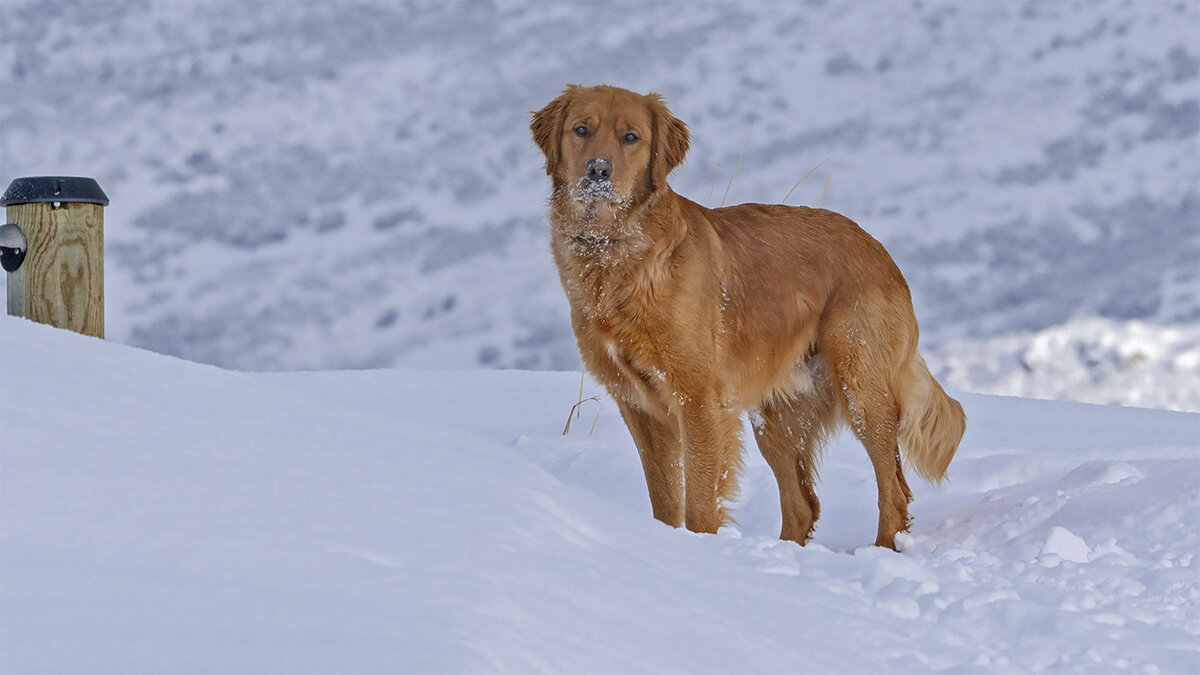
[531,85,965,548]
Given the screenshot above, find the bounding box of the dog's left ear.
[647,93,690,192]
[531,88,574,179]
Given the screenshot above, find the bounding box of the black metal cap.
[1,176,109,206]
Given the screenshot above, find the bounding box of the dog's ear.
[647,93,690,192]
[530,87,575,178]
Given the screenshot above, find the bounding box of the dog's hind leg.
[752,378,838,545]
[821,308,917,549]
[836,366,912,549]
[858,401,912,550]
[616,400,684,527]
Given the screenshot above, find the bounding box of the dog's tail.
[897,354,965,484]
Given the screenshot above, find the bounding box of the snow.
[1041,526,1092,566]
[2,0,1196,385]
[3,315,1198,673]
[1,3,1198,664]
[930,316,1200,412]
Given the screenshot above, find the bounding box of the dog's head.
[532,85,689,234]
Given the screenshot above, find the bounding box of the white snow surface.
[3,316,1198,673]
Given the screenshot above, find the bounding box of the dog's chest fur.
[550,222,694,413]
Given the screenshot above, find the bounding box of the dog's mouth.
[570,230,609,247]
[568,177,631,208]
[553,177,645,249]
[566,177,635,227]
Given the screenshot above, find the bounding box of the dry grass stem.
[721,118,756,207]
[563,396,602,436]
[563,370,602,436]
[818,162,835,208]
[706,161,721,207]
[781,157,830,204]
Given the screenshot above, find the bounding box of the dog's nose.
[585,158,613,182]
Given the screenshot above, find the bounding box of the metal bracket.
[0,223,27,272]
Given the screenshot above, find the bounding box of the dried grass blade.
[721,118,756,207]
[563,395,602,436]
[706,162,721,207]
[818,162,835,208]
[781,157,829,204]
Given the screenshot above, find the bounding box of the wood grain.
[5,202,104,338]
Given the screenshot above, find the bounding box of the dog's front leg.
[677,394,744,533]
[616,400,684,527]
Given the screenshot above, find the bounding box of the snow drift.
[2,316,1197,673]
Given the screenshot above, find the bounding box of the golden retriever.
[531,85,965,549]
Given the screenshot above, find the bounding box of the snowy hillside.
[929,316,1200,412]
[2,316,1198,673]
[1,0,1196,392]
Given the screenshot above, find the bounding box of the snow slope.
[929,316,1200,412]
[2,0,1197,380]
[2,316,1197,673]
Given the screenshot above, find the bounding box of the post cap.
[1,176,109,207]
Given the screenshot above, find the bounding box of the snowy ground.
[3,316,1197,673]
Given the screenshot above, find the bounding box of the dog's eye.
[574,126,589,137]
[623,132,640,144]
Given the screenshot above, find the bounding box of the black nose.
[585,158,613,182]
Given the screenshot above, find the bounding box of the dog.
[531,85,965,549]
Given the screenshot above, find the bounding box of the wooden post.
[2,176,109,338]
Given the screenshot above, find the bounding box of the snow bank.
[2,316,1198,672]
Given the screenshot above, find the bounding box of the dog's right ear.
[531,87,575,179]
